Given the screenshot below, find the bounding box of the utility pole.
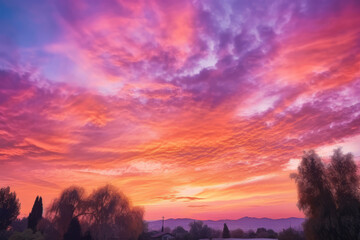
[162,216,164,232]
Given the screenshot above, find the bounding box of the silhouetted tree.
[222,223,230,238]
[137,230,152,240]
[63,217,82,240]
[37,218,61,240]
[328,149,360,239]
[81,231,92,240]
[292,149,360,240]
[246,229,256,238]
[138,222,152,240]
[210,229,221,238]
[28,196,43,232]
[85,185,144,240]
[230,228,244,238]
[291,150,339,240]
[47,186,85,237]
[189,221,201,240]
[0,187,20,231]
[172,226,189,240]
[265,229,277,238]
[278,228,304,240]
[255,228,277,238]
[0,230,12,240]
[199,225,211,239]
[46,185,144,240]
[256,227,266,236]
[189,221,211,240]
[11,218,28,232]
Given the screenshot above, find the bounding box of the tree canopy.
[63,217,81,240]
[0,187,20,231]
[47,184,144,240]
[189,221,212,240]
[292,148,360,240]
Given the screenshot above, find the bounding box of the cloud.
[156,196,204,202]
[188,204,208,208]
[283,159,301,171]
[78,161,174,176]
[1,0,360,219]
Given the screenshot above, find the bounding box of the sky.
[0,0,360,221]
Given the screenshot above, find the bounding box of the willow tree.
[47,185,144,240]
[85,185,144,240]
[47,186,85,237]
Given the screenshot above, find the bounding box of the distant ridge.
[147,217,304,232]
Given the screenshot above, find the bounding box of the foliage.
[188,221,214,240]
[255,227,277,238]
[172,226,189,240]
[82,231,92,240]
[37,218,60,240]
[246,229,256,238]
[230,228,244,238]
[292,149,360,240]
[11,218,28,233]
[210,229,221,238]
[0,187,20,231]
[63,217,82,240]
[0,230,12,240]
[328,149,360,239]
[47,186,85,237]
[221,223,230,238]
[137,231,153,240]
[46,184,144,240]
[9,229,44,240]
[278,228,304,240]
[86,185,144,240]
[28,196,43,232]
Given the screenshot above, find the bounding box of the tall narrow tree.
[28,196,43,232]
[222,223,230,238]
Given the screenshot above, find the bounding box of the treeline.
[1,148,360,240]
[0,185,144,240]
[140,221,303,240]
[0,186,304,240]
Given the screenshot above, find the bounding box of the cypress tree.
[28,196,43,232]
[222,223,230,238]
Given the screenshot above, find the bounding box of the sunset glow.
[1,0,360,220]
